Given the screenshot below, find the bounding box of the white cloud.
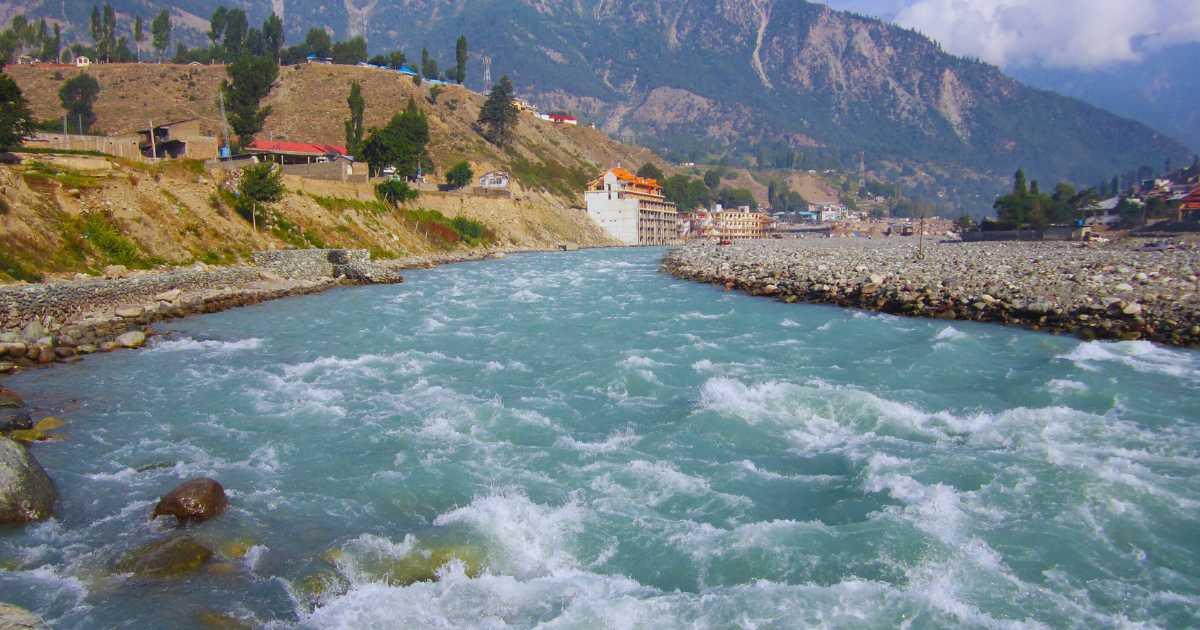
[890,0,1200,69]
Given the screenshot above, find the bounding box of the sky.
[822,0,1200,70]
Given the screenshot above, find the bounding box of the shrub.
[445,161,473,190]
[376,179,419,206]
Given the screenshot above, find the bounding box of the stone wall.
[0,267,263,332]
[251,249,370,280]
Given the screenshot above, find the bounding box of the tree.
[238,162,284,230]
[362,98,430,177]
[420,47,438,79]
[454,35,468,84]
[332,37,367,65]
[703,169,722,190]
[101,3,116,62]
[208,7,228,46]
[305,28,332,59]
[717,187,756,209]
[262,13,284,61]
[636,162,664,181]
[387,51,406,69]
[222,55,278,144]
[222,8,248,59]
[59,73,100,133]
[0,72,34,151]
[477,75,518,147]
[375,178,418,206]
[344,81,365,158]
[245,28,266,57]
[446,161,473,189]
[133,16,144,61]
[90,6,102,56]
[1013,168,1027,196]
[151,10,171,61]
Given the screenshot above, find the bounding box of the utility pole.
[148,119,157,159]
[218,90,232,158]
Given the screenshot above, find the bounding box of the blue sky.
[821,0,1200,70]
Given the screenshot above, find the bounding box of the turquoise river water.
[2,247,1199,628]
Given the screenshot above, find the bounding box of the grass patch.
[64,211,163,269]
[199,249,238,265]
[399,208,495,249]
[0,250,44,282]
[368,247,400,260]
[16,147,108,158]
[21,161,105,191]
[508,156,590,201]
[309,194,390,214]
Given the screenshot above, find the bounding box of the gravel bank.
[663,238,1200,347]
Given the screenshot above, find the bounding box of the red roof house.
[245,140,348,164]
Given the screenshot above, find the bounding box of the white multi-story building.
[585,168,680,246]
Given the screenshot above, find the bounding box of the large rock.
[152,478,228,524]
[114,536,213,578]
[0,387,22,409]
[19,322,46,344]
[115,331,146,349]
[0,437,56,523]
[0,603,49,629]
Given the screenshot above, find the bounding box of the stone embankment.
[0,249,405,373]
[663,239,1200,347]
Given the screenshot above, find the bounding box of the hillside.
[7,0,1190,214]
[5,63,670,201]
[1,62,688,283]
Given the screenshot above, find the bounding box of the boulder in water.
[0,602,49,629]
[152,478,228,524]
[114,536,213,578]
[0,437,56,523]
[115,331,146,349]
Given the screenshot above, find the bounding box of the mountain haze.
[6,0,1194,211]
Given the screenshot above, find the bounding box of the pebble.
[663,239,1199,347]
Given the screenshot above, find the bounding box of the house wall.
[585,192,639,245]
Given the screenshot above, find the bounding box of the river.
[2,248,1198,628]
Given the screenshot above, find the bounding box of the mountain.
[1009,42,1200,155]
[6,0,1194,212]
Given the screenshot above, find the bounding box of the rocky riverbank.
[663,238,1200,347]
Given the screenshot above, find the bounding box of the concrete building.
[136,119,219,160]
[715,207,773,240]
[478,171,511,190]
[585,168,679,246]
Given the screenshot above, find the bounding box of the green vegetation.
[399,208,493,248]
[636,163,664,181]
[0,250,44,282]
[1,15,61,65]
[478,76,519,147]
[662,175,710,211]
[58,73,100,134]
[716,187,756,210]
[376,179,420,206]
[0,71,34,152]
[67,211,161,269]
[345,81,365,159]
[445,161,473,190]
[223,55,278,145]
[21,160,104,190]
[509,155,591,200]
[150,10,171,61]
[238,163,284,227]
[991,168,1098,229]
[309,194,388,213]
[309,194,390,214]
[362,99,430,178]
[454,36,468,84]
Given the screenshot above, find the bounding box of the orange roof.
[608,168,659,189]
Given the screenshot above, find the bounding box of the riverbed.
[2,247,1198,628]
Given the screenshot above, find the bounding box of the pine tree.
[102,3,116,62]
[1013,169,1027,196]
[222,55,278,144]
[454,35,468,84]
[477,75,518,147]
[344,81,365,158]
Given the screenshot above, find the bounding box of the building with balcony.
[585,168,680,246]
[715,207,773,240]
